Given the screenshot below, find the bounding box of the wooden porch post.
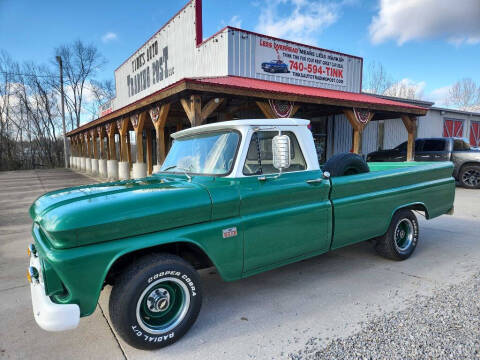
[116,118,131,179]
[117,118,130,162]
[98,127,105,160]
[150,104,171,166]
[344,109,374,155]
[107,123,116,160]
[96,127,107,177]
[181,95,202,127]
[256,101,275,119]
[131,113,146,163]
[92,130,98,160]
[79,135,83,157]
[127,134,132,164]
[181,96,224,127]
[85,133,90,158]
[146,130,153,174]
[401,115,417,161]
[176,121,183,132]
[352,129,361,154]
[130,112,147,178]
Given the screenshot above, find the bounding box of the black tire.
[375,209,419,261]
[323,153,370,177]
[109,253,202,350]
[459,165,480,189]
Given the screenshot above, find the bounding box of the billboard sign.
[255,36,348,87]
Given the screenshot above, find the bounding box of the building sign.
[99,99,113,117]
[112,0,203,110]
[107,0,361,117]
[126,42,175,98]
[255,37,348,87]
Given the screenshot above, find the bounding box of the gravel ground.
[290,273,480,360]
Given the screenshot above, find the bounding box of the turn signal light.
[27,244,37,257]
[27,266,39,284]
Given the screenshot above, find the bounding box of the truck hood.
[30,176,212,249]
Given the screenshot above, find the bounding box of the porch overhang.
[66,75,427,137]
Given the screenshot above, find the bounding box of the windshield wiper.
[160,165,192,181]
[162,165,178,171]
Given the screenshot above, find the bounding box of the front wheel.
[375,209,419,261]
[109,254,202,350]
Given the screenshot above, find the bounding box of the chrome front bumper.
[29,255,80,331]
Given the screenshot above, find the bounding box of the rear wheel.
[109,254,202,350]
[459,165,480,189]
[375,209,419,261]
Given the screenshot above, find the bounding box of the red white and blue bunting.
[269,99,295,118]
[353,108,374,125]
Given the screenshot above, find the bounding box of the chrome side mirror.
[272,134,291,170]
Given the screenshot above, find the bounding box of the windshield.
[160,131,240,176]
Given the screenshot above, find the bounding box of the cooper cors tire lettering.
[109,253,202,350]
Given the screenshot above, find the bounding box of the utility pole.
[56,55,68,168]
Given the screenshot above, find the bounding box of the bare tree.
[363,61,393,95]
[85,79,115,120]
[0,50,16,167]
[0,45,111,171]
[16,62,63,167]
[445,78,480,111]
[383,80,423,100]
[363,61,423,100]
[54,40,106,128]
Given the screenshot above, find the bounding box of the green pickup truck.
[27,119,455,350]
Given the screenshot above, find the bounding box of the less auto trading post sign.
[255,37,348,87]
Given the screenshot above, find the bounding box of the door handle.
[306,178,323,184]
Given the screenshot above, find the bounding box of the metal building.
[66,0,427,180]
[354,95,480,152]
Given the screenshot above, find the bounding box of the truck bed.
[329,161,455,249]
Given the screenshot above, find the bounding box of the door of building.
[470,121,480,147]
[443,119,464,138]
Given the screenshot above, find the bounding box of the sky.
[1,0,479,106]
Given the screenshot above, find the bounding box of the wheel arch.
[457,161,480,177]
[392,202,430,220]
[103,240,216,287]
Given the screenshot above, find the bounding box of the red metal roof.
[188,76,426,111]
[67,75,427,137]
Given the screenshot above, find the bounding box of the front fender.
[36,217,244,317]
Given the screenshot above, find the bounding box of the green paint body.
[29,161,455,317]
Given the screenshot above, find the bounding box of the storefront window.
[310,118,328,164]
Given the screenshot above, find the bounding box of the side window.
[453,139,470,151]
[394,142,407,151]
[422,139,446,152]
[394,140,422,151]
[243,131,307,176]
[415,140,424,152]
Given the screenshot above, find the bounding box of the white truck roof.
[172,118,310,139]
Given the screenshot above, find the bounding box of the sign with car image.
[255,36,348,87]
